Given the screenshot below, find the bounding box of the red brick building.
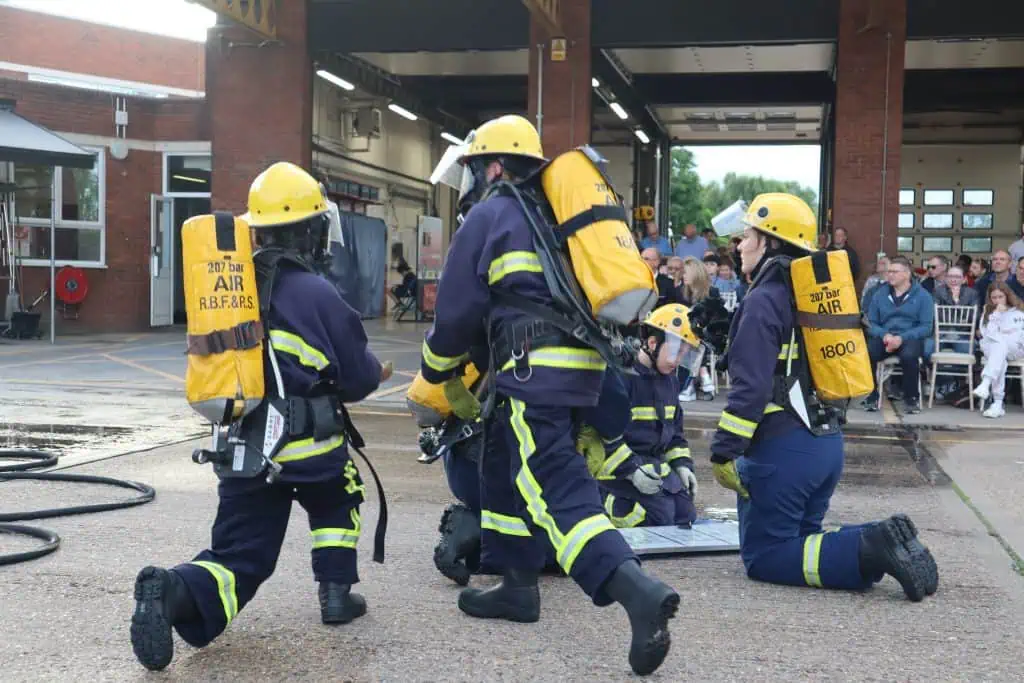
[0,4,209,331]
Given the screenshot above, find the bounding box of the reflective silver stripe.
[500,347,606,372]
[269,329,328,370]
[597,444,632,479]
[191,560,239,624]
[488,251,543,284]
[665,447,691,464]
[802,533,825,587]
[665,405,677,420]
[274,434,345,464]
[421,340,467,373]
[631,406,657,421]
[718,410,757,439]
[481,510,531,537]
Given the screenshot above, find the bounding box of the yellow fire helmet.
[242,161,330,228]
[743,192,818,252]
[459,114,546,164]
[642,303,705,373]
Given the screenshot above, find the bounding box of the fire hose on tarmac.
[0,449,156,566]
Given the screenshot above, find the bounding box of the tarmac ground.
[2,321,1024,681]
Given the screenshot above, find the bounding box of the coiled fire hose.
[0,449,156,566]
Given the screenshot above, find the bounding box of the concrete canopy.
[0,100,95,169]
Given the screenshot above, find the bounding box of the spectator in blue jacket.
[863,255,935,414]
[638,220,672,257]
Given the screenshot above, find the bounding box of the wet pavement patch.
[1,423,142,461]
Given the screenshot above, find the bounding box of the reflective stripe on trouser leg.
[298,466,365,585]
[171,477,293,648]
[478,403,547,573]
[507,398,636,603]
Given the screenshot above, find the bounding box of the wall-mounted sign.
[550,38,567,62]
[191,0,277,40]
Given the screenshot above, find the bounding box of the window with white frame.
[11,146,105,266]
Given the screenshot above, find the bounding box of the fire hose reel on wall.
[54,266,88,319]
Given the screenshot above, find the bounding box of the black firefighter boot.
[319,582,367,625]
[888,513,939,596]
[859,516,939,602]
[434,503,482,586]
[604,560,680,677]
[130,566,199,671]
[457,567,541,623]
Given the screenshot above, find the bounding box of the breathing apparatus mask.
[255,212,331,270]
[687,291,731,356]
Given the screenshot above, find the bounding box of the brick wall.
[526,0,592,157]
[832,0,907,269]
[0,4,205,92]
[1,79,207,332]
[208,0,312,213]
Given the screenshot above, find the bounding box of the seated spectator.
[956,254,972,277]
[638,220,672,257]
[677,257,719,401]
[389,260,417,305]
[1014,256,1024,300]
[921,255,949,294]
[933,266,979,309]
[666,255,684,292]
[861,255,890,312]
[974,250,1014,299]
[641,247,678,307]
[713,256,741,297]
[702,253,720,281]
[972,283,1024,418]
[863,255,935,414]
[968,257,988,288]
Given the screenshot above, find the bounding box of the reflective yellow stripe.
[664,405,677,420]
[604,494,647,529]
[509,398,616,573]
[657,462,670,477]
[499,347,606,372]
[802,533,825,587]
[310,509,361,550]
[343,459,365,496]
[269,330,328,371]
[481,510,532,537]
[274,434,345,464]
[764,403,785,415]
[778,343,800,360]
[421,340,467,373]
[488,250,543,284]
[665,447,691,464]
[718,410,757,439]
[631,406,657,421]
[597,443,632,480]
[191,561,239,625]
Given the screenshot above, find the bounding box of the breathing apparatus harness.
[190,244,389,563]
[739,253,846,436]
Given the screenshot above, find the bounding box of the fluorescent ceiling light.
[609,101,628,120]
[316,69,355,91]
[388,103,418,121]
[440,132,464,145]
[591,77,600,88]
[172,174,207,184]
[634,129,650,144]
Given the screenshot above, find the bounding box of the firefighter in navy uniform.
[420,114,679,677]
[710,192,939,601]
[583,304,702,529]
[434,358,632,585]
[130,162,391,671]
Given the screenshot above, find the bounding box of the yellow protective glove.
[443,376,480,420]
[712,460,749,499]
[576,425,605,478]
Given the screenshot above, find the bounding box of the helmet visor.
[429,140,470,189]
[660,333,705,374]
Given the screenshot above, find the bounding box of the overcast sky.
[3,0,824,193]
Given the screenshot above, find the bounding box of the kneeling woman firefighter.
[711,193,939,601]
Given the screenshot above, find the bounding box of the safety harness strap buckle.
[187,320,265,356]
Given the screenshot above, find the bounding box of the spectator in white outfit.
[973,282,1024,418]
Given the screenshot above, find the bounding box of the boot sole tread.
[877,522,931,602]
[130,566,174,671]
[890,515,939,596]
[629,590,679,676]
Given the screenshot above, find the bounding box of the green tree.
[700,172,819,221]
[666,148,704,235]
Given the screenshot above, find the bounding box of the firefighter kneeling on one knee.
[578,304,702,529]
[130,161,392,671]
[418,113,678,676]
[711,192,939,601]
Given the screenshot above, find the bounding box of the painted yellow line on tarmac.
[0,342,105,357]
[102,353,185,384]
[367,380,414,400]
